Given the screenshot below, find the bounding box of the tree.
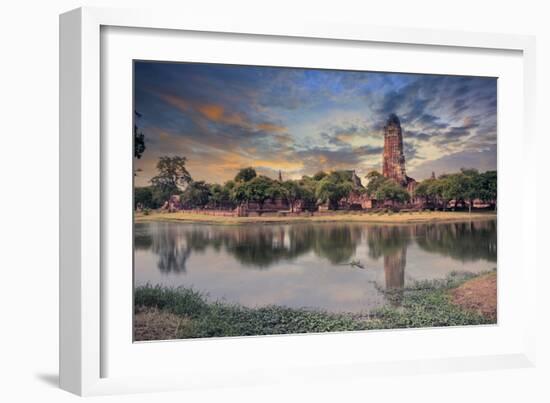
[247,176,282,210]
[208,183,234,209]
[479,170,497,210]
[281,180,303,212]
[375,180,410,204]
[431,175,460,211]
[365,171,386,198]
[134,186,153,209]
[181,181,210,208]
[315,172,354,210]
[134,111,146,159]
[230,175,281,210]
[234,167,257,183]
[151,156,192,193]
[460,168,481,214]
[312,171,328,181]
[414,178,438,206]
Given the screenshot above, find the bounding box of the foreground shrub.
[134,270,495,340]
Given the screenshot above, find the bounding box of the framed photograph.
[60,7,537,396]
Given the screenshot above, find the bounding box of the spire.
[431,171,436,180]
[382,113,407,185]
[278,170,283,182]
[386,113,400,127]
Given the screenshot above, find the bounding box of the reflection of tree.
[134,219,496,275]
[134,231,153,250]
[223,226,306,268]
[311,225,362,264]
[214,224,361,268]
[152,226,192,273]
[134,223,362,271]
[415,220,496,262]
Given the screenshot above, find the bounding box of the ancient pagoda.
[382,113,417,192]
[382,113,408,185]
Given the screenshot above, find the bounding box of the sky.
[134,61,497,187]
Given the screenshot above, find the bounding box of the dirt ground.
[134,306,189,341]
[450,272,497,322]
[136,210,497,226]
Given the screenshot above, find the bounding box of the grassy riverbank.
[135,210,496,226]
[134,271,496,341]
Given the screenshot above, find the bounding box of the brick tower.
[382,113,408,186]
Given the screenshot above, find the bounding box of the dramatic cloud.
[134,61,497,185]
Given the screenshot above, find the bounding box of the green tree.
[134,111,146,159]
[365,171,387,197]
[247,176,283,210]
[414,178,438,206]
[281,180,304,212]
[315,172,353,210]
[434,175,454,211]
[460,168,481,213]
[375,180,410,204]
[181,181,211,208]
[230,176,283,210]
[312,171,328,181]
[151,156,192,193]
[134,186,153,209]
[478,170,497,210]
[234,167,257,183]
[208,183,234,209]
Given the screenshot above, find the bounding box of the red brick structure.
[382,113,417,194]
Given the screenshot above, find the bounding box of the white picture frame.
[59,6,537,396]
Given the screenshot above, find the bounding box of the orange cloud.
[159,92,290,134]
[256,123,287,132]
[159,93,250,128]
[160,94,191,112]
[197,104,224,121]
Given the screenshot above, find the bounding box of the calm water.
[134,220,497,313]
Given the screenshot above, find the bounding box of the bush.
[134,271,495,339]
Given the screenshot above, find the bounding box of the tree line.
[135,156,497,212]
[414,169,497,212]
[134,156,362,211]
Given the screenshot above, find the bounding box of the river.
[134,220,496,313]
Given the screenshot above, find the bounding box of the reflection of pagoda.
[384,247,406,290]
[382,114,417,193]
[383,246,406,307]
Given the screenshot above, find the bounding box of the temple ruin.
[382,113,417,193]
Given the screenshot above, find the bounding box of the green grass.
[134,271,494,340]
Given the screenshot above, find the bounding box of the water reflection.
[134,220,496,312]
[416,220,497,262]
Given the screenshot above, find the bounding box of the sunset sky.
[134,61,497,187]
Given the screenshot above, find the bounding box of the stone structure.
[382,113,417,193]
[382,114,407,185]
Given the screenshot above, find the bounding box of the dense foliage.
[136,157,362,211]
[135,155,497,212]
[415,169,497,211]
[314,171,355,210]
[365,171,410,204]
